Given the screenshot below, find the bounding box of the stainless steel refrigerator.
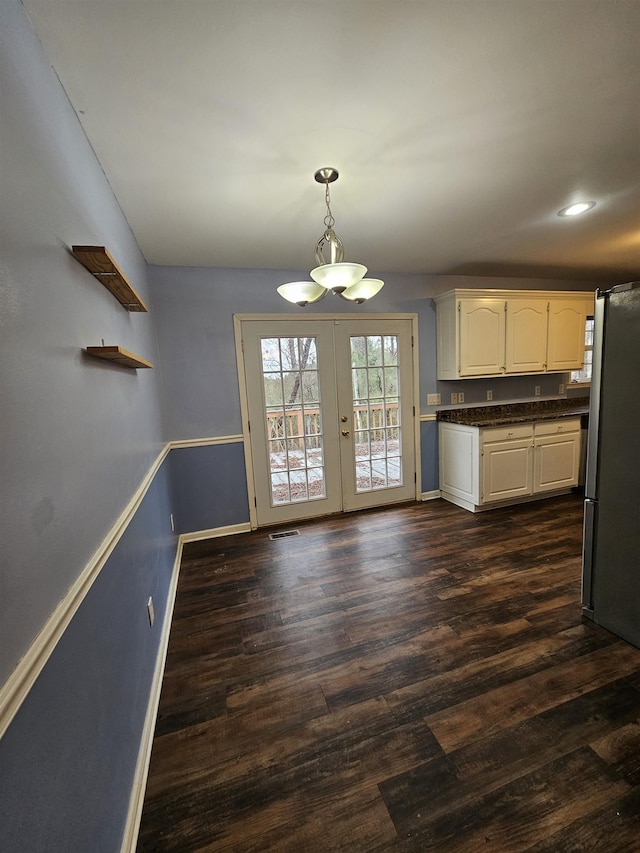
[582,281,640,648]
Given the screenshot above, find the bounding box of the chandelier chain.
[323,183,335,230]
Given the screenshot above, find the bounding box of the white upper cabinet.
[505,299,547,373]
[546,300,588,371]
[459,299,505,376]
[435,289,594,380]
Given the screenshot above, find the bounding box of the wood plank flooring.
[136,494,640,852]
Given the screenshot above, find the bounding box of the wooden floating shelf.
[85,346,153,369]
[72,245,148,312]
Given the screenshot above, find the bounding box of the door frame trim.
[234,313,420,529]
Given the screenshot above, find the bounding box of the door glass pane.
[352,368,368,401]
[384,366,399,396]
[383,335,398,366]
[301,370,320,404]
[261,336,326,506]
[350,334,403,492]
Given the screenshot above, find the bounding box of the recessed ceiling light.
[557,201,596,217]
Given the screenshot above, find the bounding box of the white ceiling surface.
[23,0,640,281]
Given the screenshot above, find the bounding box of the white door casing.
[235,315,419,528]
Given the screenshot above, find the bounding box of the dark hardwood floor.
[137,494,640,852]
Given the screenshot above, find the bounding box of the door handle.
[341,430,350,437]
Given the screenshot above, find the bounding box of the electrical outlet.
[147,596,155,627]
[559,383,565,395]
[451,392,458,405]
[535,385,541,396]
[427,393,441,406]
[487,390,493,401]
[458,392,465,403]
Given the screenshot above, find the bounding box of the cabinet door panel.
[505,300,547,373]
[439,424,478,502]
[481,438,532,503]
[436,296,457,380]
[547,301,587,371]
[533,433,580,492]
[459,299,505,376]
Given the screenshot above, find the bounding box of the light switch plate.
[427,393,441,406]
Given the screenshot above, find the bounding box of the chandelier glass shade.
[340,278,385,304]
[276,281,327,307]
[310,261,368,293]
[277,168,384,306]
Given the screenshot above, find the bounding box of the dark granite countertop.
[436,396,589,428]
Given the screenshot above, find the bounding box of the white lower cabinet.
[533,420,582,493]
[481,424,533,503]
[439,418,581,511]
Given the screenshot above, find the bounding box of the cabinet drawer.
[534,418,581,436]
[482,423,533,444]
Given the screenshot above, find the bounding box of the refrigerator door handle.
[582,498,597,612]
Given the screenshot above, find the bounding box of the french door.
[238,317,417,527]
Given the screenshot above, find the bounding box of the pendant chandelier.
[277,168,384,307]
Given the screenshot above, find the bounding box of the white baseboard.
[180,522,252,543]
[119,522,251,851]
[421,489,441,501]
[120,539,183,853]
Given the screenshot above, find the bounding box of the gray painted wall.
[1,5,176,850]
[150,264,434,439]
[150,264,597,497]
[151,265,597,438]
[0,0,167,685]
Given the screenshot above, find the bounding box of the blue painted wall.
[0,4,176,851]
[151,265,595,498]
[0,462,176,853]
[150,264,434,439]
[0,0,167,687]
[169,443,250,534]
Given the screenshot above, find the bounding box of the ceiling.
[23,0,640,282]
